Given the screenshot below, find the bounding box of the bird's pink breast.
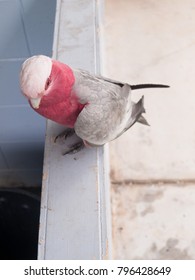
[32,60,85,127]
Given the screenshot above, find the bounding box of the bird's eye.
[45,77,51,90]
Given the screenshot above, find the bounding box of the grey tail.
[114,96,148,140]
[125,96,146,131]
[137,115,150,126]
[132,97,150,126]
[131,84,170,90]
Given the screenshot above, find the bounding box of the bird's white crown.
[20,55,52,98]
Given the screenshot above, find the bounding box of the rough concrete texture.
[104,0,195,259]
[112,183,195,259]
[104,0,195,181]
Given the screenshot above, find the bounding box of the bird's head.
[20,55,52,109]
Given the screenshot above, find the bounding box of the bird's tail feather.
[137,115,150,126]
[125,96,146,131]
[131,84,170,90]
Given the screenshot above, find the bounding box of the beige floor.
[104,0,195,259]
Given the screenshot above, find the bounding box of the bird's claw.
[54,128,75,143]
[62,141,84,155]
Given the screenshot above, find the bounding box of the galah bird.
[20,55,169,154]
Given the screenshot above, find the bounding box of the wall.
[0,0,56,187]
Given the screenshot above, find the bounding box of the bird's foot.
[62,141,84,155]
[54,128,75,143]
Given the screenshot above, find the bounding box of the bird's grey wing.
[74,80,147,145]
[75,68,124,87]
[74,81,131,146]
[95,74,125,87]
[73,68,123,103]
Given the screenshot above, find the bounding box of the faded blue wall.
[0,0,56,186]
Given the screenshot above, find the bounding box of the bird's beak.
[30,97,42,109]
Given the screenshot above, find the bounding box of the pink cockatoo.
[20,55,169,154]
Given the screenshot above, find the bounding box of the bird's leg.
[54,128,75,143]
[62,141,84,155]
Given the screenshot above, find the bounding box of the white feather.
[20,55,52,99]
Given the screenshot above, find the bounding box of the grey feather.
[72,69,167,146]
[137,115,150,126]
[95,74,169,90]
[114,96,147,139]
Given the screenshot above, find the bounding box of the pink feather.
[31,60,85,127]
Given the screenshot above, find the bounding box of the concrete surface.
[112,183,195,259]
[104,0,195,259]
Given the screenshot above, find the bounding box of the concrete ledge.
[38,0,112,260]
